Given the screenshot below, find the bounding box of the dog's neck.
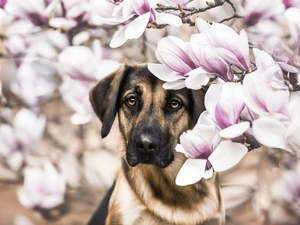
[121,153,222,224]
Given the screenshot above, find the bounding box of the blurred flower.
[175,111,248,186]
[6,34,32,56]
[13,108,46,151]
[10,56,57,106]
[4,0,47,26]
[18,162,66,209]
[0,124,23,171]
[272,162,300,212]
[0,0,7,8]
[60,78,95,125]
[58,40,120,81]
[282,0,300,8]
[236,0,285,26]
[97,0,182,48]
[195,18,251,71]
[14,215,35,225]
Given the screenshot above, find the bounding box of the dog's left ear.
[191,89,205,124]
[89,64,133,138]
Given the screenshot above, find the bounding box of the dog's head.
[90,64,205,168]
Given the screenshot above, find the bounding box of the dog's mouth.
[126,148,174,168]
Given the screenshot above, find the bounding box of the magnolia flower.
[253,91,300,154]
[205,83,250,139]
[13,108,46,151]
[195,18,251,71]
[0,124,24,171]
[243,48,289,118]
[4,0,47,26]
[189,33,234,82]
[175,111,248,186]
[148,36,200,89]
[6,34,32,56]
[272,162,300,212]
[10,56,57,106]
[282,0,300,8]
[60,78,95,125]
[18,162,66,209]
[97,0,182,48]
[0,0,7,8]
[238,0,285,26]
[58,40,120,81]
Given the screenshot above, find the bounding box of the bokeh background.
[0,0,300,224]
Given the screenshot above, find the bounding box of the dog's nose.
[135,134,158,154]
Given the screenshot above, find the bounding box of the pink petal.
[109,25,128,48]
[147,63,183,82]
[185,72,210,90]
[155,12,182,26]
[209,141,248,172]
[175,158,206,186]
[125,12,150,39]
[158,50,192,74]
[219,122,250,139]
[204,83,222,122]
[252,116,291,152]
[266,90,289,116]
[162,80,186,89]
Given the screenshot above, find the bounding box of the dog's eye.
[170,99,181,109]
[126,97,136,107]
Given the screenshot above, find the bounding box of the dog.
[88,64,224,225]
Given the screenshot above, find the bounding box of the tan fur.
[90,64,225,225]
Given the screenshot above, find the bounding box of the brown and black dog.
[88,64,224,225]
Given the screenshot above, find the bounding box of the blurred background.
[0,0,300,224]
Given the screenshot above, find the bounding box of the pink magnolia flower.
[237,0,285,26]
[58,40,120,81]
[18,162,66,209]
[253,91,300,154]
[148,36,200,89]
[175,111,248,186]
[0,0,7,8]
[4,0,47,26]
[243,48,289,118]
[189,33,234,82]
[205,83,250,139]
[60,78,95,125]
[96,0,182,48]
[195,18,251,71]
[0,124,24,171]
[13,108,46,151]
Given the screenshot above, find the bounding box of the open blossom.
[236,0,285,26]
[205,83,250,139]
[175,111,248,186]
[13,108,46,151]
[253,91,300,154]
[243,48,289,118]
[195,18,251,71]
[58,40,120,81]
[96,0,182,48]
[18,162,66,209]
[148,36,199,89]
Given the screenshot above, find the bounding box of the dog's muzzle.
[126,123,174,168]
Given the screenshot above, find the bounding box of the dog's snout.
[135,134,158,154]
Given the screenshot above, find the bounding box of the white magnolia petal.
[209,141,248,172]
[147,63,183,82]
[185,73,210,90]
[155,13,182,26]
[277,62,299,73]
[125,12,150,39]
[252,116,291,151]
[203,167,214,179]
[175,158,206,186]
[175,144,189,157]
[162,80,186,89]
[204,83,223,121]
[285,123,300,144]
[110,25,128,48]
[219,121,250,138]
[71,113,93,125]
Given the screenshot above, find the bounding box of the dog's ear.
[191,89,205,124]
[89,64,133,138]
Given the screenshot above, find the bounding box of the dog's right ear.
[89,64,132,138]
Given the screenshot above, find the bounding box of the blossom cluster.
[0,0,300,221]
[149,18,300,186]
